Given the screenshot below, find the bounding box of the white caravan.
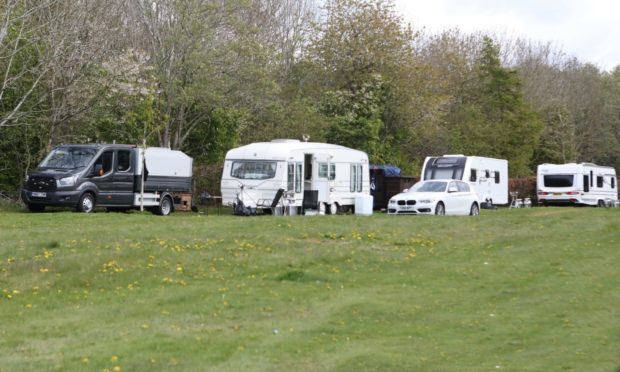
[221,139,370,214]
[537,163,618,206]
[421,155,508,206]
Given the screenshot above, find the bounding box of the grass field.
[0,205,619,371]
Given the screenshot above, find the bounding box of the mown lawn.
[0,206,619,371]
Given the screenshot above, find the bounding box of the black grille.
[407,200,416,205]
[397,200,405,205]
[27,176,57,191]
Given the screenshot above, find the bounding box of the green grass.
[0,206,619,371]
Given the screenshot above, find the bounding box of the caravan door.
[311,153,332,203]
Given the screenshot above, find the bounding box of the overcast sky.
[394,0,619,72]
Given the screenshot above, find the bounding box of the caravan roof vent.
[271,139,301,143]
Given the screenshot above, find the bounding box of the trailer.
[537,163,618,206]
[220,139,370,215]
[21,144,193,215]
[421,155,508,206]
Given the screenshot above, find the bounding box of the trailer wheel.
[435,202,445,215]
[77,193,95,213]
[597,200,605,208]
[26,203,45,213]
[156,195,173,216]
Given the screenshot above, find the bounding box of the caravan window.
[231,161,276,180]
[350,164,363,192]
[287,163,302,193]
[318,163,336,180]
[597,176,604,188]
[470,169,477,182]
[612,177,616,189]
[543,175,573,187]
[494,171,500,184]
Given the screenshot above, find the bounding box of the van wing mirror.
[92,164,103,176]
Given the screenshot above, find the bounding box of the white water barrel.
[354,195,373,216]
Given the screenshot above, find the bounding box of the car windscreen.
[39,147,98,169]
[543,174,574,187]
[231,161,277,180]
[410,181,447,193]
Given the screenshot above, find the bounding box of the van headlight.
[57,175,77,187]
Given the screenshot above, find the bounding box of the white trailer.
[537,163,618,206]
[220,139,370,215]
[421,155,508,205]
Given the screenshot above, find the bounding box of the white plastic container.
[354,195,373,216]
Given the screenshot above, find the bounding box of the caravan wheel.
[328,203,338,215]
[319,203,327,215]
[597,200,605,208]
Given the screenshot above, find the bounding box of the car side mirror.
[448,186,458,193]
[402,188,408,193]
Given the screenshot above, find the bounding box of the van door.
[91,150,115,205]
[111,149,134,205]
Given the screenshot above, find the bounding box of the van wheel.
[156,196,173,216]
[435,202,445,215]
[27,204,45,212]
[77,193,95,213]
[470,202,480,216]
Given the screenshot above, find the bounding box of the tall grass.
[1,207,619,371]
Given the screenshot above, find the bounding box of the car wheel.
[470,202,480,216]
[156,196,173,216]
[435,202,445,215]
[77,193,95,213]
[27,203,45,212]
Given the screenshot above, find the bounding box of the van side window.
[494,171,500,184]
[94,151,113,176]
[597,176,603,188]
[470,169,477,182]
[117,150,131,172]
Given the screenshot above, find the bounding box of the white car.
[387,180,480,216]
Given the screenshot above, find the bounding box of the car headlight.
[57,175,77,187]
[419,199,433,204]
[389,199,396,204]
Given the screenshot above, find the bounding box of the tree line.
[2,0,619,196]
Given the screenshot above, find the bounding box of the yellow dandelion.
[110,355,118,363]
[39,267,49,273]
[113,366,121,372]
[82,357,89,364]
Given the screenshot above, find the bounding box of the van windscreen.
[543,175,574,188]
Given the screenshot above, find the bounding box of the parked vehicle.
[387,180,480,216]
[220,139,370,215]
[421,155,508,206]
[369,164,417,210]
[21,144,193,215]
[537,163,618,206]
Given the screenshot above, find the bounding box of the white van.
[221,139,370,215]
[537,163,618,206]
[421,155,508,206]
